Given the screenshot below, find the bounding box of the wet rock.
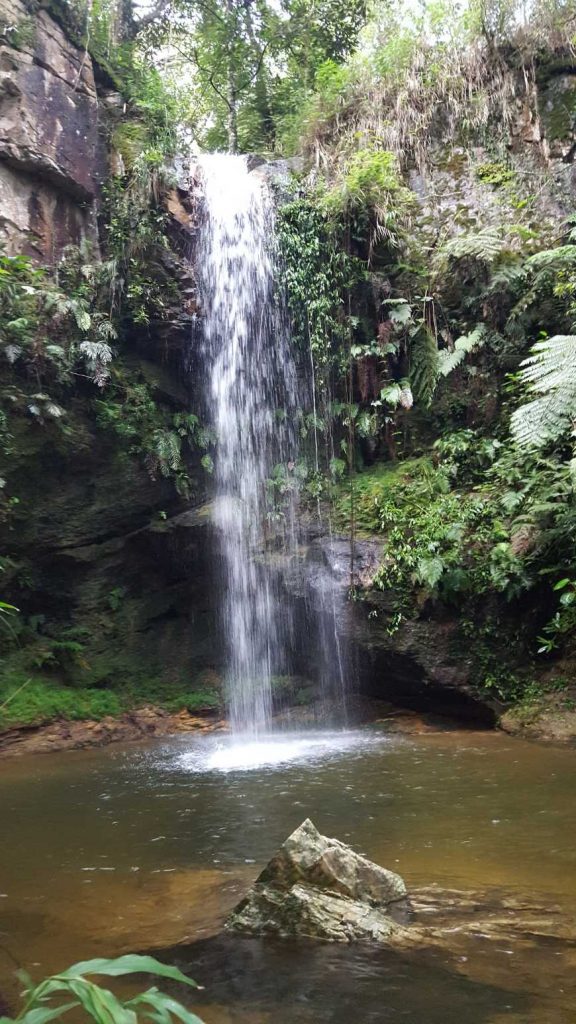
[500,704,576,745]
[227,819,408,943]
[228,881,401,943]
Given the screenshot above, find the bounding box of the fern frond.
[438,324,487,376]
[525,245,576,271]
[410,327,439,407]
[436,228,504,267]
[74,308,92,331]
[96,319,118,341]
[79,340,113,366]
[153,430,181,474]
[519,335,576,392]
[79,340,113,388]
[485,262,527,295]
[511,335,576,448]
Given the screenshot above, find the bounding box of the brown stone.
[0,706,226,758]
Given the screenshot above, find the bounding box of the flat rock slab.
[227,819,408,944]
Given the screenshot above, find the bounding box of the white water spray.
[196,154,299,735]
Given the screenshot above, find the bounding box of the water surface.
[0,729,575,1022]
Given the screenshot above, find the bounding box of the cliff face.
[0,0,107,260]
[291,51,576,728]
[0,5,225,716]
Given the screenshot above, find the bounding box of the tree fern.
[435,228,505,268]
[525,245,576,272]
[511,335,576,448]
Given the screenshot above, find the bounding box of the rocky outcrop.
[0,0,106,258]
[500,703,576,745]
[227,819,409,943]
[286,531,498,724]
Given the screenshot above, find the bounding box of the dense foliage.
[270,0,576,708]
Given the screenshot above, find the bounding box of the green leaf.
[380,383,402,406]
[0,602,18,612]
[126,990,205,1024]
[58,957,198,988]
[31,979,134,1024]
[75,310,92,331]
[416,555,445,589]
[17,1003,79,1024]
[388,302,411,325]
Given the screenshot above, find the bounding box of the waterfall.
[196,154,299,735]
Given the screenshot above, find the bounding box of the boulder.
[227,818,409,943]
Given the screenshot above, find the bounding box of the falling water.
[196,154,299,735]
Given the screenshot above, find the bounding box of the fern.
[79,340,113,388]
[416,555,445,589]
[96,318,118,340]
[485,262,527,294]
[525,245,576,272]
[436,228,505,267]
[410,326,439,407]
[79,340,113,366]
[438,324,487,376]
[511,335,576,448]
[153,429,181,474]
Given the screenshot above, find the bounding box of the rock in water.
[226,818,409,943]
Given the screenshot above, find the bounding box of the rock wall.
[0,3,225,709]
[0,0,106,259]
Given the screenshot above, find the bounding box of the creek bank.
[0,704,225,757]
[289,531,500,720]
[0,697,487,758]
[290,530,576,745]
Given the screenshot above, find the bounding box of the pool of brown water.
[0,728,575,1022]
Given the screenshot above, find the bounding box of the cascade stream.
[196,154,300,735]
